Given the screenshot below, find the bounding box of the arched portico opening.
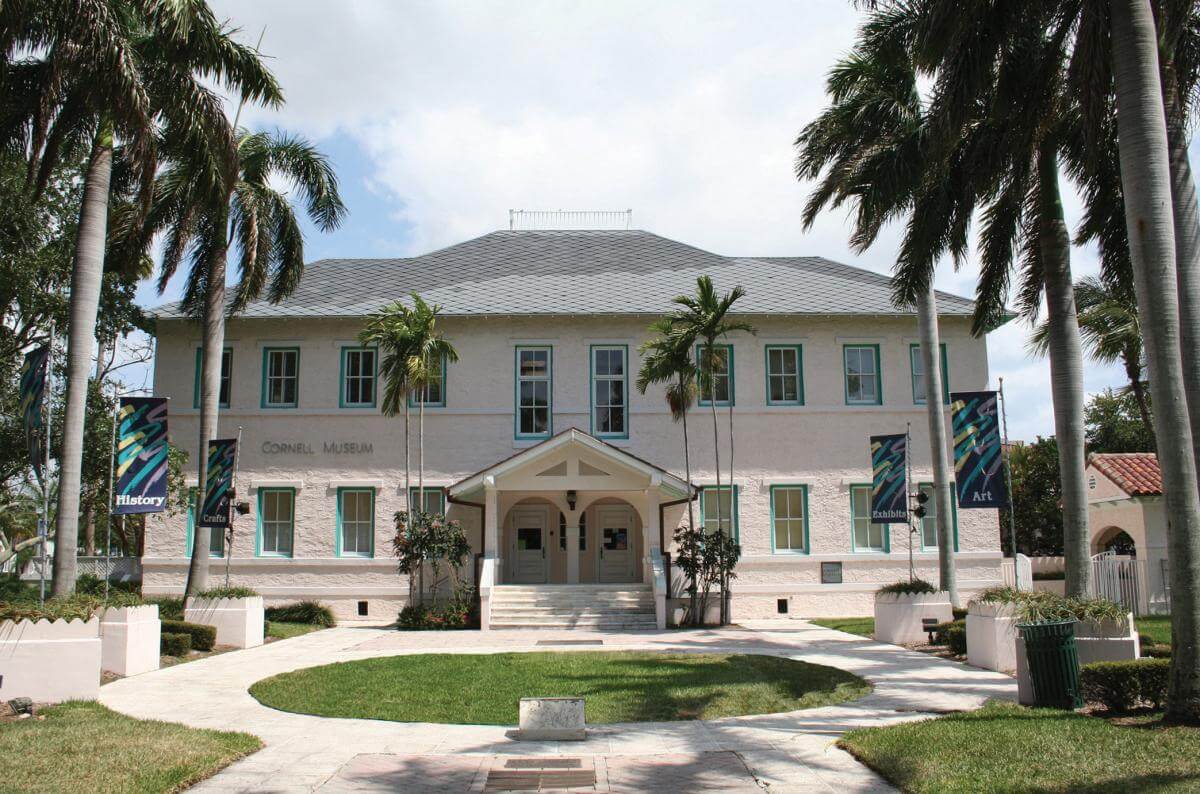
[1093,525,1137,557]
[501,495,644,584]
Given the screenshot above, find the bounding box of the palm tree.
[1031,276,1152,438]
[1,0,279,595]
[638,317,699,624]
[405,294,458,516]
[150,128,345,595]
[664,276,753,624]
[794,8,960,603]
[360,300,418,517]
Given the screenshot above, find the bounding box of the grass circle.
[249,651,871,725]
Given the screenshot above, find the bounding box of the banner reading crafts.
[870,433,908,522]
[200,439,237,528]
[113,397,170,515]
[951,390,1007,509]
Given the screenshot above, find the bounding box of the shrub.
[75,574,141,597]
[1141,642,1172,659]
[973,587,1126,624]
[145,597,184,621]
[943,622,967,655]
[952,607,967,621]
[1032,570,1065,581]
[161,619,216,651]
[1081,659,1170,712]
[877,578,937,596]
[197,586,258,600]
[0,592,141,623]
[160,632,192,657]
[265,601,336,627]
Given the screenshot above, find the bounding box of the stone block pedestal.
[517,697,585,740]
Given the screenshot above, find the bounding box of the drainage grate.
[484,770,595,791]
[535,639,603,646]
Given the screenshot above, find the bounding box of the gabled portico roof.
[448,427,694,501]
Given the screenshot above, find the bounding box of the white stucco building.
[143,228,1004,624]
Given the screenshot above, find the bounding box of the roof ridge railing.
[508,209,633,230]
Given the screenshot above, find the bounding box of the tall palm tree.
[638,317,699,623]
[404,294,458,515]
[360,300,418,517]
[1031,276,1152,438]
[150,128,345,595]
[794,8,960,602]
[664,276,752,624]
[1,0,278,595]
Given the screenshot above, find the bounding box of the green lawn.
[840,700,1200,793]
[1136,615,1172,646]
[809,617,875,638]
[267,621,322,639]
[0,701,260,793]
[249,651,871,724]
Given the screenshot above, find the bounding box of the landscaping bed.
[0,701,260,793]
[840,700,1200,792]
[249,651,871,724]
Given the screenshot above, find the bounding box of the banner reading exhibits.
[199,438,237,528]
[951,391,1007,508]
[113,397,170,514]
[18,345,50,478]
[870,433,908,522]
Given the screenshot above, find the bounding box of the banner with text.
[870,433,909,522]
[951,390,1007,508]
[113,397,170,514]
[199,438,237,528]
[18,345,50,478]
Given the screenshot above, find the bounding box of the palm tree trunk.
[680,375,698,626]
[1123,354,1155,443]
[1038,146,1091,598]
[916,280,958,607]
[418,376,426,605]
[1111,0,1200,724]
[707,344,721,628]
[184,233,230,598]
[52,128,113,597]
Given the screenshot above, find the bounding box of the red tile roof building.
[1089,452,1162,497]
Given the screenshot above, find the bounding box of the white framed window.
[516,346,552,438]
[338,488,374,556]
[258,488,295,556]
[771,485,808,552]
[262,348,299,408]
[591,345,628,438]
[765,345,803,405]
[341,347,376,408]
[844,345,881,405]
[910,343,950,404]
[850,484,888,551]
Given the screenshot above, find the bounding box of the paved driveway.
[99,620,1015,792]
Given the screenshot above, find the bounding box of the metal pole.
[226,426,243,588]
[39,323,55,606]
[998,377,1020,590]
[103,401,118,600]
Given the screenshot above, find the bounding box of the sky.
[140,0,1142,442]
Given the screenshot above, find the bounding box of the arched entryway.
[1093,525,1137,557]
[502,496,643,585]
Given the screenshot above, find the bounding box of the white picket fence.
[1000,553,1033,590]
[1090,551,1151,616]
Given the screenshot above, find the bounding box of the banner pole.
[906,421,915,583]
[998,377,1020,590]
[226,426,244,588]
[39,324,54,607]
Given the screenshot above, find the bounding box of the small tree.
[392,509,469,609]
[672,523,703,626]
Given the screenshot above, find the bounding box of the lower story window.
[850,484,888,552]
[186,488,224,558]
[918,482,958,549]
[339,488,374,556]
[771,485,808,552]
[409,487,445,515]
[700,485,737,538]
[259,488,295,556]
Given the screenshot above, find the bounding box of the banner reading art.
[18,345,50,477]
[199,438,237,528]
[113,397,170,514]
[951,390,1007,508]
[870,433,909,522]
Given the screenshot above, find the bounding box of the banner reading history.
[18,345,50,477]
[113,397,170,514]
[870,433,909,522]
[199,438,237,528]
[951,390,1007,508]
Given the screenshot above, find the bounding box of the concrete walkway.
[99,620,1016,792]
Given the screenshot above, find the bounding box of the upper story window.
[591,345,628,438]
[700,485,738,539]
[515,346,552,438]
[258,487,295,557]
[341,347,376,408]
[770,485,808,553]
[410,351,446,407]
[337,488,375,557]
[910,343,950,405]
[696,344,733,406]
[765,345,804,406]
[193,347,232,409]
[844,344,881,406]
[262,347,299,408]
[849,484,888,552]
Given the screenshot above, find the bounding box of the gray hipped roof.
[153,229,979,320]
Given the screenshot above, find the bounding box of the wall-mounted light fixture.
[566,490,577,511]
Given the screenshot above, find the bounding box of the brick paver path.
[99,620,1015,792]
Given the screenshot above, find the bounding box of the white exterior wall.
[144,313,1002,620]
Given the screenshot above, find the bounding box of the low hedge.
[145,597,183,621]
[1031,570,1065,581]
[1080,659,1170,712]
[196,586,258,600]
[160,632,192,657]
[877,578,937,596]
[264,601,336,627]
[933,620,967,655]
[161,619,216,651]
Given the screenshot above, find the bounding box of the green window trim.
[339,346,378,409]
[260,347,300,409]
[408,350,447,408]
[849,483,891,553]
[255,486,296,557]
[843,344,883,406]
[764,344,805,406]
[408,486,446,516]
[769,484,810,554]
[699,484,739,541]
[184,487,225,558]
[910,343,950,405]
[695,343,734,407]
[917,481,960,552]
[514,346,553,439]
[589,344,629,439]
[335,487,375,557]
[193,347,232,409]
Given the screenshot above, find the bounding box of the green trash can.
[1018,619,1082,709]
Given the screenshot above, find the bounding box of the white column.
[566,519,580,584]
[645,484,662,555]
[484,478,499,573]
